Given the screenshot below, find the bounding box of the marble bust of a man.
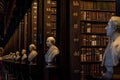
[45,37,60,68]
[21,49,27,63]
[15,51,20,62]
[28,44,38,65]
[102,16,120,79]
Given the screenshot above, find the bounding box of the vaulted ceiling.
[0,0,33,47]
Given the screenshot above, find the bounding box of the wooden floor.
[0,65,17,80]
[0,71,17,80]
[0,64,120,80]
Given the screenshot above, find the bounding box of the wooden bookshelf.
[70,0,116,80]
[44,0,57,54]
[44,0,57,39]
[79,0,116,79]
[43,1,58,80]
[70,0,81,80]
[31,0,38,45]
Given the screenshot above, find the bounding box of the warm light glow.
[34,40,36,42]
[33,6,37,9]
[47,15,50,19]
[33,27,37,30]
[34,34,37,36]
[46,8,51,11]
[47,0,51,4]
[34,22,37,24]
[33,2,37,5]
[46,23,51,27]
[34,10,37,13]
[25,13,27,16]
[33,16,37,18]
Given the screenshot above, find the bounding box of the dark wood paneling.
[116,0,120,16]
[69,0,80,80]
[57,0,70,80]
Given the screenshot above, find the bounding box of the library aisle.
[0,0,120,80]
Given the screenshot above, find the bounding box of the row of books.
[80,1,116,11]
[80,11,115,21]
[46,0,57,7]
[31,1,37,44]
[80,52,103,62]
[46,22,56,27]
[45,0,57,38]
[80,48,105,62]
[48,1,57,14]
[78,0,116,79]
[80,35,108,46]
[80,22,107,33]
[81,64,103,76]
[47,15,56,22]
[46,7,57,14]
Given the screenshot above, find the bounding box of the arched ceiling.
[0,0,33,47]
[0,0,8,39]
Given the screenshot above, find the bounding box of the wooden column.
[116,0,120,16]
[57,0,70,80]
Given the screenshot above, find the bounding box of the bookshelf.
[79,0,116,79]
[23,13,28,49]
[44,0,57,53]
[43,0,58,80]
[44,0,57,39]
[31,0,38,45]
[70,0,80,80]
[70,0,116,80]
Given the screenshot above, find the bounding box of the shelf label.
[73,12,78,16]
[73,1,79,6]
[47,0,51,4]
[74,69,80,73]
[73,51,80,56]
[73,24,79,29]
[73,38,79,42]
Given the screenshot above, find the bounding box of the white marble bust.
[28,44,38,65]
[15,51,20,61]
[8,52,13,60]
[21,49,27,63]
[12,53,16,61]
[45,37,59,68]
[3,52,12,60]
[102,16,120,79]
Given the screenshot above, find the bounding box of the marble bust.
[45,37,60,68]
[102,16,120,79]
[21,49,27,63]
[28,44,38,65]
[15,51,20,61]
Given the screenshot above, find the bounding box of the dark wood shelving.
[80,46,107,48]
[81,0,115,2]
[80,20,108,23]
[80,9,115,12]
[80,61,101,63]
[78,0,116,79]
[81,33,106,35]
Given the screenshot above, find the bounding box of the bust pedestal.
[45,66,59,80]
[45,62,57,68]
